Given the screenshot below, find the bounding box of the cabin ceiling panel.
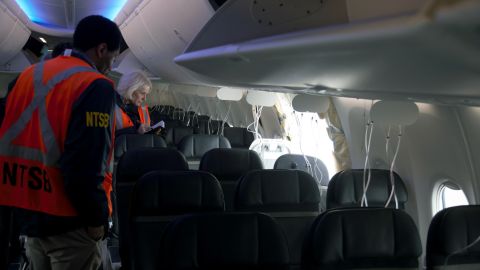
[120,0,215,84]
[10,0,127,30]
[176,1,480,106]
[0,1,30,65]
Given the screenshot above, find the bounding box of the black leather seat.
[200,148,263,210]
[274,154,329,186]
[115,147,188,269]
[327,169,408,209]
[235,169,320,270]
[223,127,255,149]
[164,126,194,148]
[178,134,231,169]
[426,205,480,270]
[274,154,329,211]
[193,115,210,134]
[114,134,167,162]
[129,171,225,270]
[111,134,167,237]
[160,212,290,270]
[302,208,422,270]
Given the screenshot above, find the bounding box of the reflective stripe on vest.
[0,58,111,216]
[0,62,95,166]
[139,105,150,126]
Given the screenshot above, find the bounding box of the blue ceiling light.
[15,0,128,28]
[104,0,128,21]
[15,0,49,25]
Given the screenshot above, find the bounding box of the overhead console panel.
[0,2,30,67]
[186,0,350,52]
[119,0,215,84]
[175,0,480,106]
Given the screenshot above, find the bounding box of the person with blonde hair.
[115,70,153,135]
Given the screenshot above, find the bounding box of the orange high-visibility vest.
[138,105,150,126]
[115,105,150,129]
[115,105,134,130]
[0,56,114,217]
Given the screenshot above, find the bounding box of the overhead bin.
[175,0,480,106]
[0,2,30,67]
[118,0,215,84]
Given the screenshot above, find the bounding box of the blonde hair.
[116,71,152,101]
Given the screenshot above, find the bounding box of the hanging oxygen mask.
[291,94,331,210]
[361,100,419,208]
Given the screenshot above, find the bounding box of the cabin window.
[433,181,469,215]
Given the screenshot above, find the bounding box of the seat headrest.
[223,127,254,148]
[427,205,480,268]
[114,134,167,161]
[327,169,408,209]
[199,148,263,182]
[160,212,289,270]
[303,208,422,270]
[165,126,194,145]
[274,154,329,186]
[116,147,188,183]
[235,169,320,212]
[131,171,225,215]
[178,135,231,159]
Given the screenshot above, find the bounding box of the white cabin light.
[246,90,277,107]
[292,94,329,113]
[39,37,47,43]
[370,101,419,126]
[217,87,244,101]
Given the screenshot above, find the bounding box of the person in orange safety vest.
[0,15,122,270]
[114,70,153,136]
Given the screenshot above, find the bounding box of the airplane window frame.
[432,180,469,216]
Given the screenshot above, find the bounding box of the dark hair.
[73,15,122,52]
[51,42,72,58]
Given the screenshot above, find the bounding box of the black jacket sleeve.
[59,78,115,227]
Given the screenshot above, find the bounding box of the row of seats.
[149,105,254,148]
[164,125,253,150]
[112,134,480,269]
[121,166,424,270]
[113,134,408,212]
[124,169,480,269]
[114,146,408,269]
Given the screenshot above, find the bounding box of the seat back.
[327,169,408,209]
[426,205,480,270]
[193,115,210,134]
[111,134,167,238]
[178,134,231,169]
[130,171,225,270]
[160,212,290,270]
[115,147,188,268]
[114,134,167,162]
[302,208,422,270]
[274,154,329,186]
[165,126,194,147]
[223,127,254,149]
[275,154,329,211]
[200,148,263,210]
[235,169,320,269]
